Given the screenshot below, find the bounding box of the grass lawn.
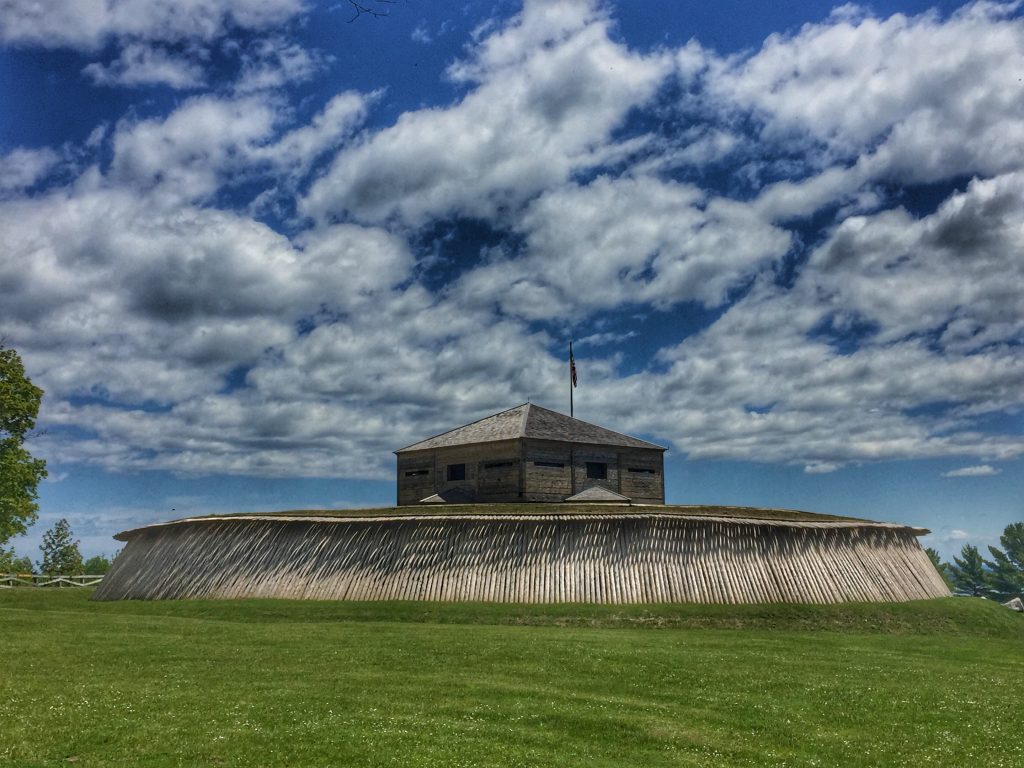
[1,592,1021,767]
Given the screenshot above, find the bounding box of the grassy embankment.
[1,590,1021,767]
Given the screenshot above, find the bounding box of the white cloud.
[809,172,1024,351]
[2,0,1022,487]
[0,183,413,409]
[452,174,790,320]
[109,94,279,202]
[234,35,329,93]
[104,90,371,207]
[804,462,840,475]
[2,0,314,97]
[301,0,670,225]
[0,0,305,50]
[411,21,432,44]
[598,225,1024,469]
[255,91,371,177]
[0,147,61,193]
[677,2,1024,220]
[82,42,206,89]
[942,465,1002,477]
[711,3,1024,181]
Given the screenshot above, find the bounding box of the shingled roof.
[395,403,665,453]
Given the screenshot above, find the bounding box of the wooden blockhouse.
[395,404,665,506]
[92,405,950,605]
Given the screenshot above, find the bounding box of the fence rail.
[1,574,105,588]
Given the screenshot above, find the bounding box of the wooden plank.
[94,515,951,604]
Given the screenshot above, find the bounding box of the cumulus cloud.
[82,42,207,89]
[942,465,1002,477]
[301,0,671,225]
[810,172,1024,351]
[105,90,371,205]
[0,0,305,50]
[0,183,413,408]
[681,2,1024,217]
[234,35,329,93]
[453,174,790,320]
[255,91,371,178]
[2,0,1022,486]
[715,3,1024,176]
[0,147,61,193]
[109,95,280,202]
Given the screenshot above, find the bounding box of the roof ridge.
[519,402,532,436]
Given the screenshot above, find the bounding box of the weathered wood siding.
[521,440,664,504]
[399,439,664,505]
[94,515,949,604]
[618,449,664,504]
[397,441,522,505]
[522,439,573,501]
[396,453,435,505]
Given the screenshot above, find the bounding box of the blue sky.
[2,0,1022,562]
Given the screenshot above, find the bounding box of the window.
[533,461,564,468]
[586,462,607,480]
[404,469,429,477]
[483,460,515,470]
[447,464,466,481]
[628,467,656,474]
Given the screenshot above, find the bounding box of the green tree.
[38,518,83,575]
[0,547,33,574]
[83,553,117,574]
[925,547,953,587]
[0,344,47,546]
[986,522,1024,600]
[948,543,989,596]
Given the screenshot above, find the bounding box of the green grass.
[119,503,875,539]
[2,592,1021,767]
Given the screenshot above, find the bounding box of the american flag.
[570,342,578,388]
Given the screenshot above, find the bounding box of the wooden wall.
[94,515,949,604]
[398,439,665,505]
[521,440,664,504]
[397,440,521,505]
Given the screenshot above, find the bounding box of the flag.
[570,342,578,388]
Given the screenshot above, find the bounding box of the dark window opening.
[534,461,565,468]
[447,464,466,481]
[586,462,608,479]
[483,460,515,469]
[404,469,429,477]
[628,467,656,474]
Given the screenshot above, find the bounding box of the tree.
[948,543,989,596]
[83,553,117,575]
[38,518,83,575]
[924,547,952,588]
[0,547,33,574]
[986,522,1024,600]
[0,344,47,546]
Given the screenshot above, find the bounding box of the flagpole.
[569,341,574,418]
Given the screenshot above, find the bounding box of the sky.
[1,0,1022,563]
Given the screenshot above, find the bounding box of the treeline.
[0,517,117,575]
[927,521,1024,601]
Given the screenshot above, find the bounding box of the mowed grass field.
[1,592,1022,767]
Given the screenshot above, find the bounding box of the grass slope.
[2,592,1021,767]
[128,502,872,528]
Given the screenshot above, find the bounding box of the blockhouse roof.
[395,403,666,453]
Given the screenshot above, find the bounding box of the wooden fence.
[94,513,949,604]
[1,574,105,588]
